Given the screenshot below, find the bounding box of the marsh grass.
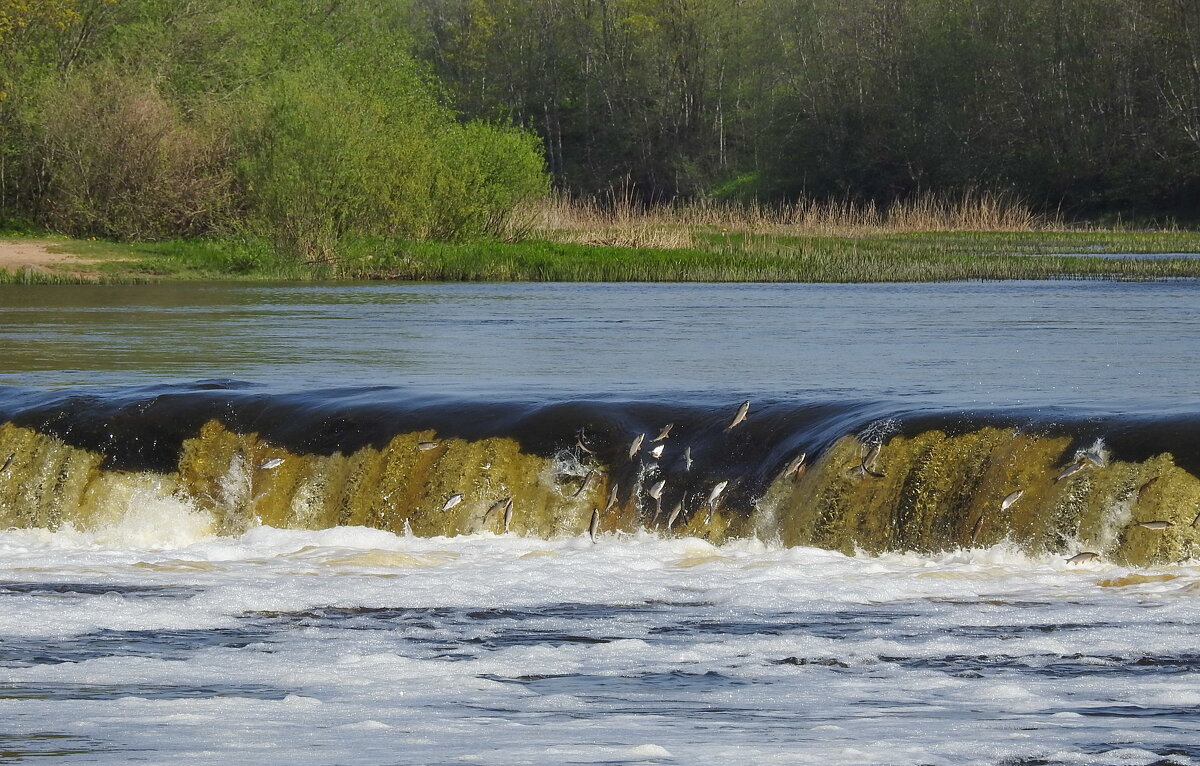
[530,189,1052,249]
[9,198,1200,283]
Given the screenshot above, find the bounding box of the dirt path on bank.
[0,238,99,278]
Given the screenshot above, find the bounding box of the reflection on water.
[2,281,1198,409]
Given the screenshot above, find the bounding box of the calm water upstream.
[1,280,1197,409]
[0,280,1198,765]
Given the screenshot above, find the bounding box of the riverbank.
[4,229,1200,283]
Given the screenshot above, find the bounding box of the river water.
[0,281,1198,765]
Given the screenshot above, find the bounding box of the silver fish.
[503,498,514,533]
[1,453,13,473]
[649,444,665,459]
[862,443,882,470]
[851,463,885,479]
[706,480,728,506]
[417,441,441,451]
[1000,489,1025,511]
[629,433,645,460]
[666,501,683,530]
[259,458,285,470]
[1055,460,1087,482]
[442,493,464,512]
[1066,551,1100,564]
[684,446,693,471]
[603,485,619,513]
[574,429,595,455]
[484,496,510,520]
[1082,450,1106,467]
[1135,520,1173,531]
[781,452,807,480]
[969,512,986,544]
[652,424,674,442]
[648,480,666,500]
[589,508,600,543]
[725,401,750,431]
[573,469,598,498]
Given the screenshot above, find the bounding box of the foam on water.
[2,496,1198,765]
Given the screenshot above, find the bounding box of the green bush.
[33,67,233,239]
[236,62,547,260]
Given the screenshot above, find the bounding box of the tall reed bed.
[528,190,1054,248]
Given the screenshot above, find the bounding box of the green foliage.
[236,62,546,260]
[33,65,233,239]
[0,0,548,257]
[23,229,1200,283]
[407,0,1200,217]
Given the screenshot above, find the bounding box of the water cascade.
[2,389,1198,565]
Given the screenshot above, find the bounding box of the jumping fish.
[589,508,600,543]
[442,493,464,512]
[572,469,598,498]
[666,501,683,530]
[969,512,987,544]
[706,480,728,507]
[1054,460,1088,482]
[725,401,750,431]
[1,453,13,473]
[1135,520,1173,531]
[652,424,674,442]
[259,458,285,470]
[503,498,514,533]
[417,441,441,451]
[1066,551,1100,564]
[603,485,619,514]
[684,446,693,471]
[574,429,595,455]
[484,496,510,520]
[1000,489,1025,511]
[629,433,645,460]
[1082,449,1106,467]
[781,452,807,481]
[648,479,665,501]
[862,443,882,470]
[649,444,665,459]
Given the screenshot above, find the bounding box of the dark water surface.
[1,281,1197,411]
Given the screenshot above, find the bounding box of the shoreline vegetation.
[4,193,1200,284]
[3,2,1200,284]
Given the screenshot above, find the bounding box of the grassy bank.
[5,227,1200,284]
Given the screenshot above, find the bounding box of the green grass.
[5,229,1200,283]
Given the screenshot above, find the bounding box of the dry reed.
[530,189,1054,247]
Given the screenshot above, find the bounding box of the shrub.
[237,63,547,260]
[34,67,233,239]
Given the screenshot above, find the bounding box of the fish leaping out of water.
[259,458,285,470]
[1054,460,1088,482]
[725,401,750,431]
[629,433,645,460]
[667,501,683,530]
[442,493,464,512]
[652,424,674,442]
[780,452,807,481]
[1135,520,1172,531]
[589,508,600,543]
[1000,489,1024,511]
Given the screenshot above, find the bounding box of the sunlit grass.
[6,203,1200,283]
